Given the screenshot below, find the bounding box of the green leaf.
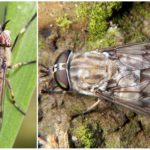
[0,2,36,148]
[0,3,7,23]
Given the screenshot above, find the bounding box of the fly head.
[0,20,11,47]
[53,50,73,91]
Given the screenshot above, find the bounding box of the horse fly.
[40,42,150,116]
[0,13,36,129]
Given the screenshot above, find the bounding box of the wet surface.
[38,2,150,148]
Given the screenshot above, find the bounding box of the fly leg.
[11,13,37,51]
[7,12,37,70]
[8,12,37,70]
[82,98,101,114]
[6,79,26,115]
[71,99,101,119]
[8,60,36,70]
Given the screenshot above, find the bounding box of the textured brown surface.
[38,2,150,148]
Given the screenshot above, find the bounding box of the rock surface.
[38,2,150,148]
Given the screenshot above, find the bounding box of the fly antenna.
[39,64,54,78]
[2,20,10,31]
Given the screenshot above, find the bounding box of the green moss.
[73,123,103,148]
[114,3,149,42]
[76,2,122,42]
[135,3,150,19]
[87,27,123,50]
[75,126,94,148]
[120,120,141,147]
[38,35,46,50]
[56,14,72,30]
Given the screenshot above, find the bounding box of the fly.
[0,11,37,129]
[40,42,150,116]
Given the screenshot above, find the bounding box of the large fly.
[0,10,37,129]
[40,42,150,116]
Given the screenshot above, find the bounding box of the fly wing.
[101,42,150,70]
[96,42,150,116]
[101,42,150,54]
[95,89,150,116]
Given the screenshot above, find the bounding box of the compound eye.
[54,50,72,90]
[55,50,72,64]
[54,69,69,90]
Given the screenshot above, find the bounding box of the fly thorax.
[69,51,110,95]
[0,47,11,69]
[0,30,11,67]
[0,47,5,69]
[0,30,11,47]
[5,47,11,66]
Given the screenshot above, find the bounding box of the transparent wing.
[101,42,150,70]
[95,89,150,116]
[96,42,150,116]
